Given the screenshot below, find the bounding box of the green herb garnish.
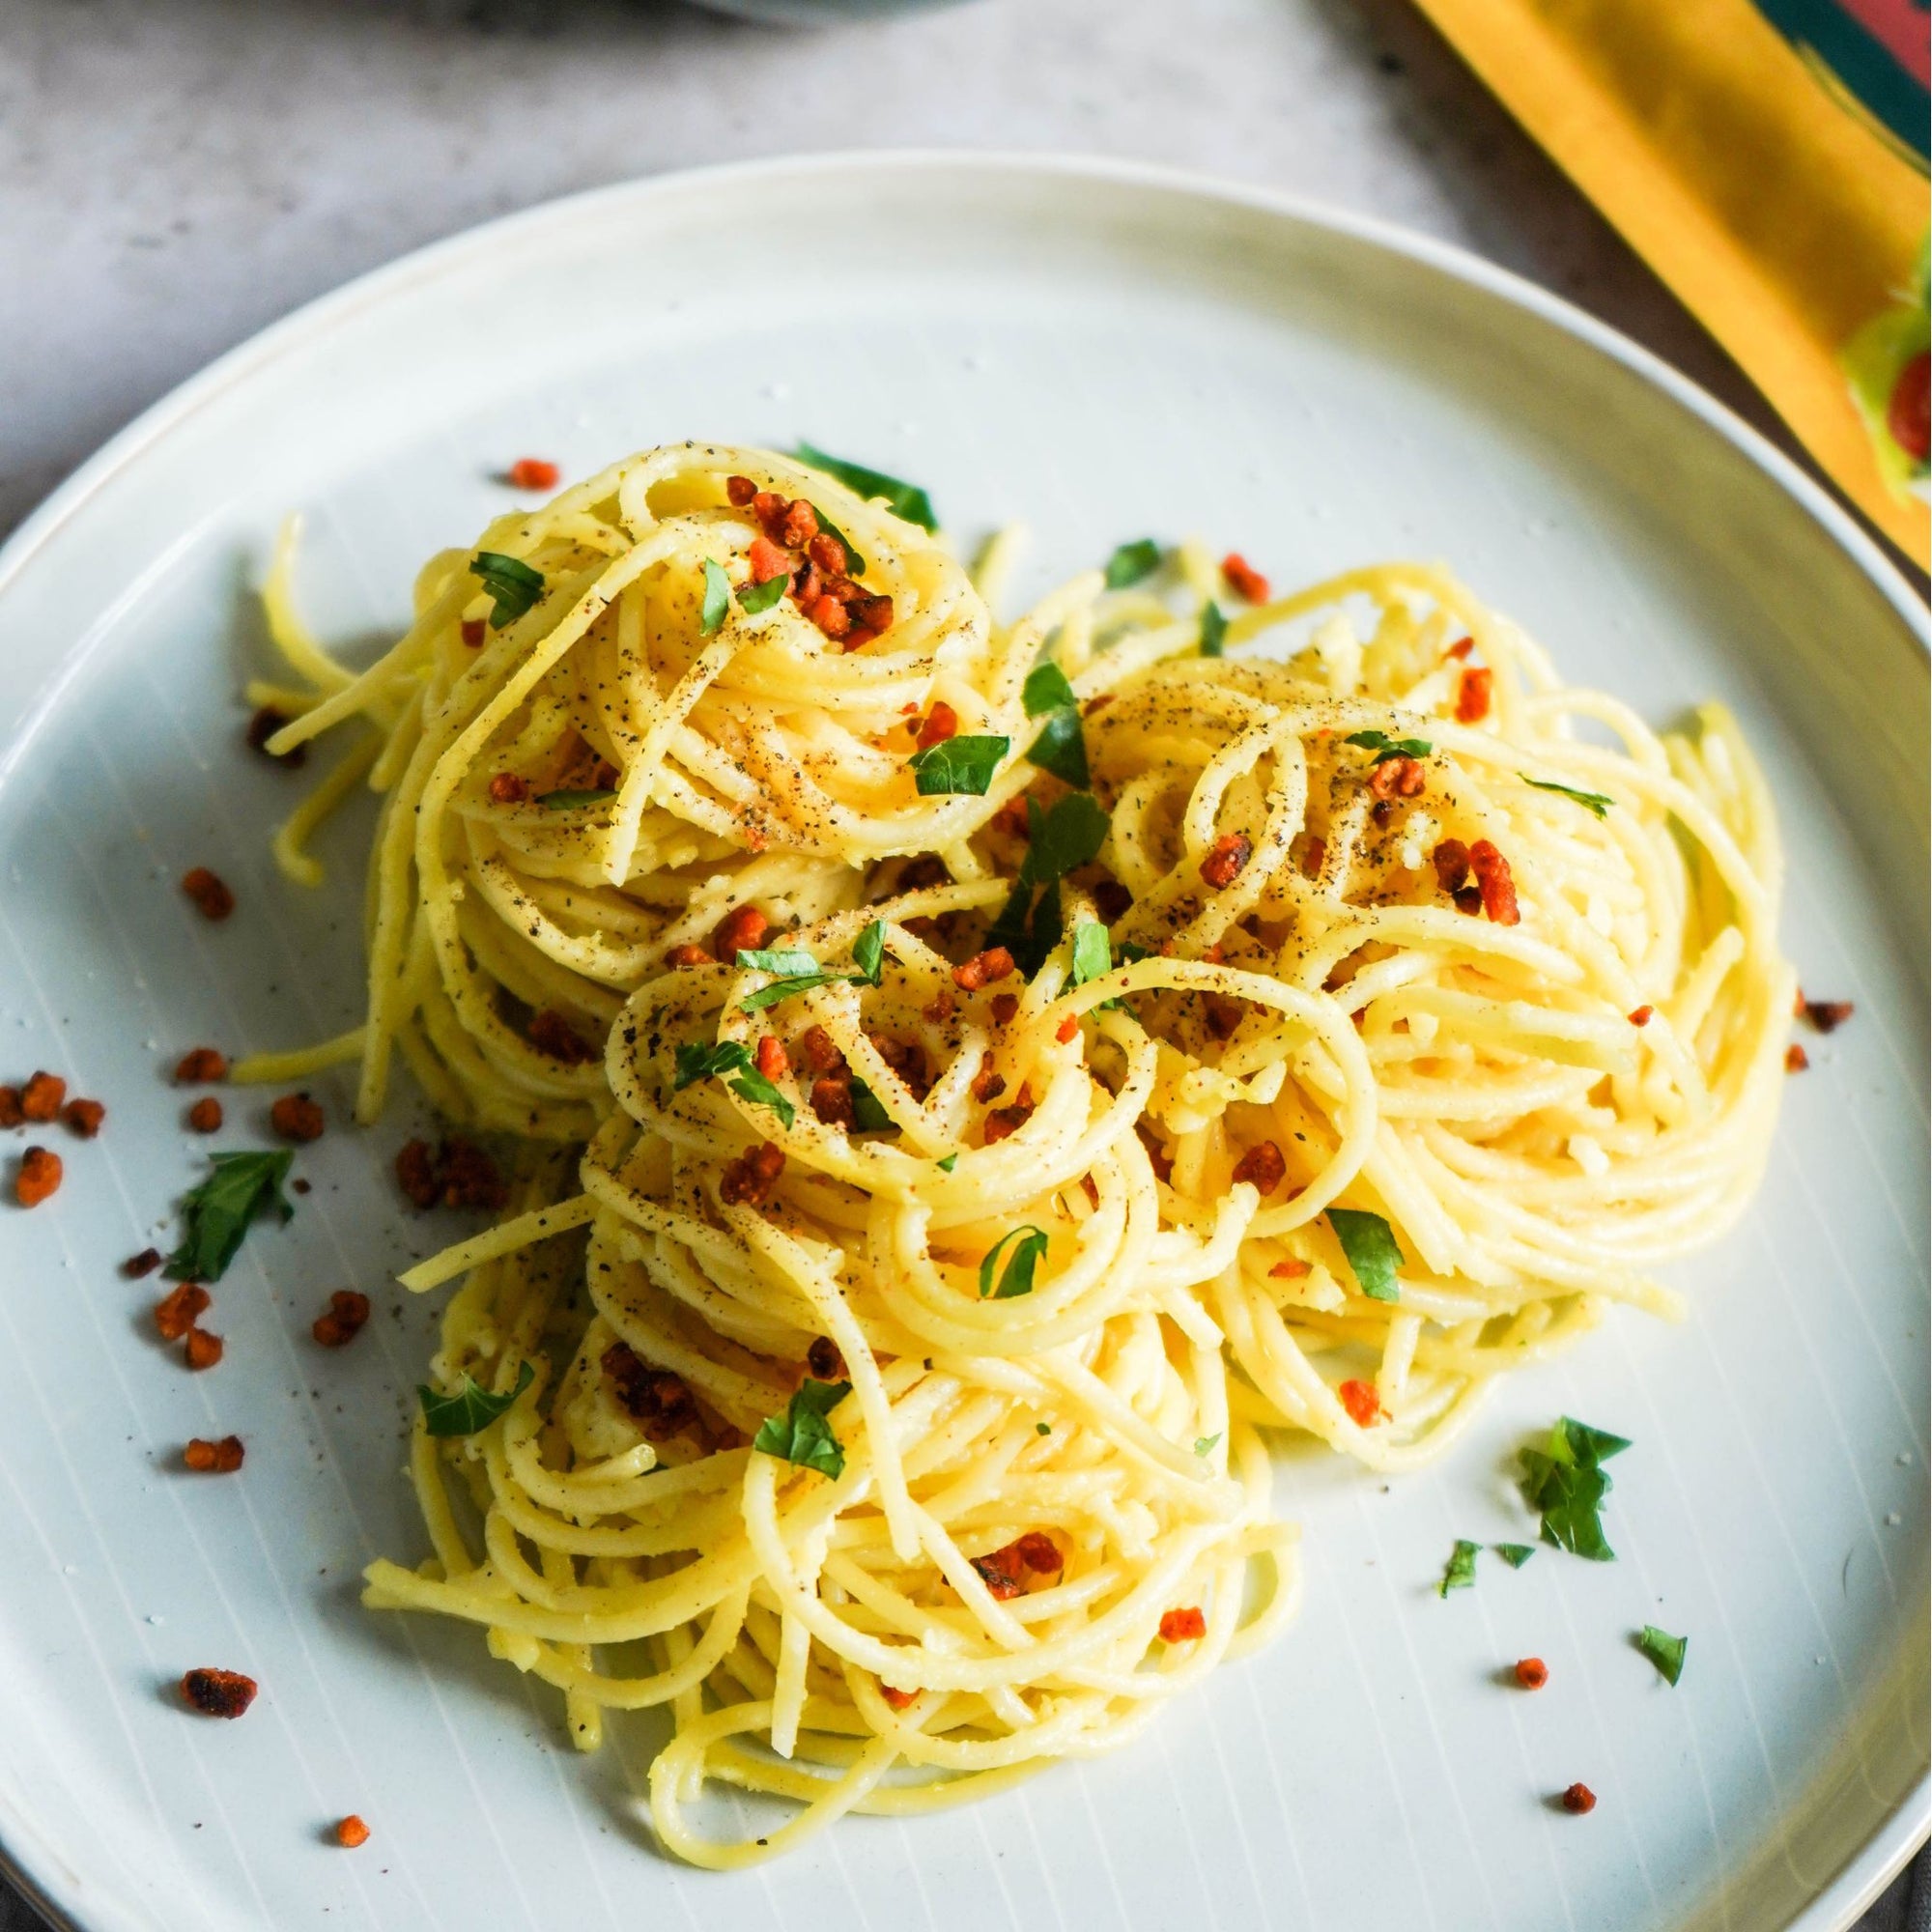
[848,1077,895,1133]
[536,788,618,810]
[469,552,545,628]
[1344,728,1433,765]
[736,947,823,977]
[979,1226,1048,1300]
[1037,1421,1052,1435]
[1200,600,1227,658]
[1022,662,1090,788]
[1327,1208,1405,1303]
[1193,1434,1221,1457]
[164,1151,296,1283]
[1635,1624,1688,1686]
[793,442,936,531]
[1521,774,1613,818]
[909,733,1010,797]
[1519,1416,1631,1562]
[850,920,886,985]
[936,1153,958,1173]
[1438,1538,1482,1598]
[418,1360,535,1438]
[699,558,731,636]
[738,571,790,616]
[1493,1543,1537,1569]
[1070,920,1112,987]
[753,1378,851,1478]
[736,923,888,1011]
[669,1039,794,1126]
[1103,539,1161,589]
[987,793,1112,975]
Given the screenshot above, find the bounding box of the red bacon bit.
[849,594,895,639]
[664,943,712,969]
[754,1035,789,1082]
[182,867,235,922]
[869,1035,929,1099]
[719,1141,785,1208]
[312,1290,371,1349]
[174,1047,228,1085]
[1012,1531,1063,1574]
[1515,1657,1549,1690]
[461,618,487,647]
[20,1071,66,1122]
[245,705,306,768]
[125,1247,163,1279]
[488,772,529,805]
[921,991,956,1024]
[1158,1606,1207,1644]
[1221,553,1269,603]
[970,1532,1063,1601]
[181,1667,257,1719]
[1560,1782,1596,1815]
[916,701,959,751]
[990,993,1019,1027]
[0,1087,18,1127]
[1199,833,1252,890]
[970,1056,1007,1105]
[62,1098,105,1138]
[1231,1141,1286,1195]
[1084,693,1115,715]
[335,1815,372,1850]
[810,1072,856,1128]
[1455,665,1493,724]
[155,1283,210,1342]
[527,1010,595,1065]
[1055,1014,1079,1044]
[1338,1378,1380,1427]
[270,1093,326,1142]
[879,1683,919,1711]
[602,1342,699,1441]
[806,593,851,639]
[506,457,560,491]
[394,1137,506,1211]
[1468,840,1520,925]
[798,1026,845,1077]
[1628,1005,1654,1027]
[1369,755,1426,802]
[1801,997,1855,1034]
[983,1100,1034,1145]
[184,1435,244,1474]
[1446,636,1475,661]
[15,1146,61,1208]
[1889,351,1930,465]
[184,1328,224,1372]
[808,530,849,575]
[952,947,1015,991]
[807,1336,846,1382]
[776,498,817,549]
[747,536,790,584]
[1269,1258,1312,1280]
[1785,1043,1809,1073]
[725,474,758,507]
[188,1095,228,1135]
[712,904,770,963]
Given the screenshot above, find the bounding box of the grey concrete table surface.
[0,2,1920,1928]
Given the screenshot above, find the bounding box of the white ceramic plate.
[0,155,1922,1932]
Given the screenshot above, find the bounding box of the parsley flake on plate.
[1519,1416,1631,1561]
[1200,599,1228,658]
[418,1360,535,1438]
[1635,1624,1688,1686]
[165,1151,296,1283]
[1438,1538,1482,1598]
[1103,538,1162,589]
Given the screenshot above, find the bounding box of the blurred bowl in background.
[684,0,970,20]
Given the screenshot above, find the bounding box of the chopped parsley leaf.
[936,1153,958,1173]
[1193,1434,1221,1457]
[736,947,823,977]
[1200,599,1227,658]
[848,1077,895,1133]
[418,1360,534,1437]
[1022,662,1089,787]
[1344,727,1433,765]
[979,1226,1048,1300]
[909,733,1009,797]
[793,442,936,531]
[738,571,789,616]
[669,1038,794,1126]
[1519,1416,1630,1562]
[469,551,545,628]
[1070,919,1112,987]
[1036,1421,1052,1435]
[1492,1543,1537,1569]
[1438,1538,1482,1598]
[1327,1208,1405,1303]
[699,558,730,636]
[753,1378,851,1478]
[851,920,887,985]
[1635,1624,1688,1686]
[1521,774,1614,818]
[164,1151,296,1283]
[1103,539,1161,589]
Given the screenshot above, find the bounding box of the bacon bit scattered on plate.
[1560,1781,1596,1814]
[1221,553,1269,603]
[174,1047,228,1084]
[1515,1657,1549,1690]
[155,1283,210,1341]
[125,1247,163,1279]
[1785,1043,1809,1073]
[184,1435,244,1474]
[312,1290,371,1349]
[506,458,559,491]
[187,1096,223,1133]
[20,1071,65,1122]
[184,1328,225,1372]
[62,1097,105,1137]
[181,867,235,922]
[335,1815,371,1849]
[270,1093,326,1142]
[14,1146,62,1208]
[181,1667,257,1719]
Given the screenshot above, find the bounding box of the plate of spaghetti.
[0,156,1921,1932]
